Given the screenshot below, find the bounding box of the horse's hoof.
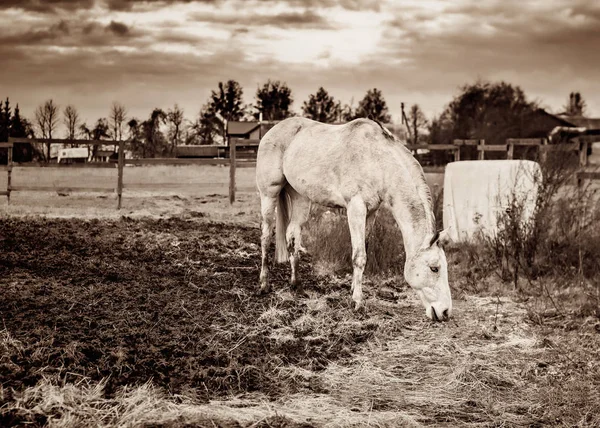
[353,300,363,311]
[258,285,271,295]
[290,281,307,297]
[295,288,309,298]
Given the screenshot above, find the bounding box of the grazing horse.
[255,117,452,321]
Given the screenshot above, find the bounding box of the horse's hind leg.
[259,192,277,294]
[286,187,310,292]
[346,196,367,310]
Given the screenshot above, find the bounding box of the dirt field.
[0,168,599,427]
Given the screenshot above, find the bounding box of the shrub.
[304,206,405,276]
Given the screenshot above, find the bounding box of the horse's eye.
[430,267,439,273]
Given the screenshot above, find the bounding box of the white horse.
[255,117,452,321]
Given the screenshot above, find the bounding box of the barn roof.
[533,109,576,127]
[556,115,600,130]
[227,121,260,136]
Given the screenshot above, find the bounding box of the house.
[225,121,278,159]
[227,121,261,141]
[226,121,280,142]
[553,115,600,166]
[556,115,600,131]
[504,109,600,164]
[521,109,600,140]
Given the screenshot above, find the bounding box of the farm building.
[176,145,224,158]
[91,149,118,163]
[226,121,278,141]
[227,121,261,140]
[518,109,600,140]
[175,121,278,159]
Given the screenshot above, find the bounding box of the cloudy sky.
[1,0,599,131]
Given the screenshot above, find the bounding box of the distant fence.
[2,137,256,208]
[406,137,596,163]
[407,137,600,184]
[2,136,599,209]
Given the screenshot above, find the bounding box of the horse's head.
[404,230,453,322]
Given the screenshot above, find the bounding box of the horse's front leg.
[346,197,367,310]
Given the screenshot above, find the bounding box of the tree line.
[0,79,588,160]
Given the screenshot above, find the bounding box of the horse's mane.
[404,153,436,235]
[368,116,396,142]
[368,116,436,235]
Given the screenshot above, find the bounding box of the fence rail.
[2,135,599,209]
[3,137,261,208]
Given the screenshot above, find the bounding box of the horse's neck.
[388,177,435,259]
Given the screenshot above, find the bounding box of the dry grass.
[0,164,256,189]
[2,166,600,427]
[0,165,260,223]
[4,290,599,427]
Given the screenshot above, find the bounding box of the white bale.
[443,160,542,243]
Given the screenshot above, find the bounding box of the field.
[1,166,599,427]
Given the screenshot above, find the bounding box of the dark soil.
[0,217,377,407]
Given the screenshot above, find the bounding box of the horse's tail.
[275,186,291,263]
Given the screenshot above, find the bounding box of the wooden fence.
[2,137,257,208]
[2,136,599,209]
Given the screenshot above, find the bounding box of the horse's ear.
[429,230,440,247]
[430,228,452,247]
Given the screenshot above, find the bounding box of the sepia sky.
[1,0,599,130]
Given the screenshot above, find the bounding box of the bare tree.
[407,104,428,145]
[63,104,80,143]
[34,99,59,161]
[167,104,184,155]
[562,92,586,116]
[79,123,92,140]
[109,102,127,141]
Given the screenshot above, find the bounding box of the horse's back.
[258,118,399,207]
[256,118,320,195]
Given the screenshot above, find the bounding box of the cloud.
[0,0,94,13]
[106,20,130,36]
[0,19,71,45]
[190,9,333,29]
[257,0,380,11]
[105,0,219,11]
[0,17,146,50]
[104,0,380,12]
[0,0,598,124]
[380,1,600,95]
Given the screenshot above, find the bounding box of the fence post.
[229,137,236,204]
[507,140,514,160]
[579,140,588,167]
[540,138,548,164]
[454,146,460,162]
[117,139,124,209]
[478,139,485,160]
[7,138,12,204]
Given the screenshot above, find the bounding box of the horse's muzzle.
[431,306,450,322]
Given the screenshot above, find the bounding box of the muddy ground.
[1,216,600,427]
[0,218,383,419]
